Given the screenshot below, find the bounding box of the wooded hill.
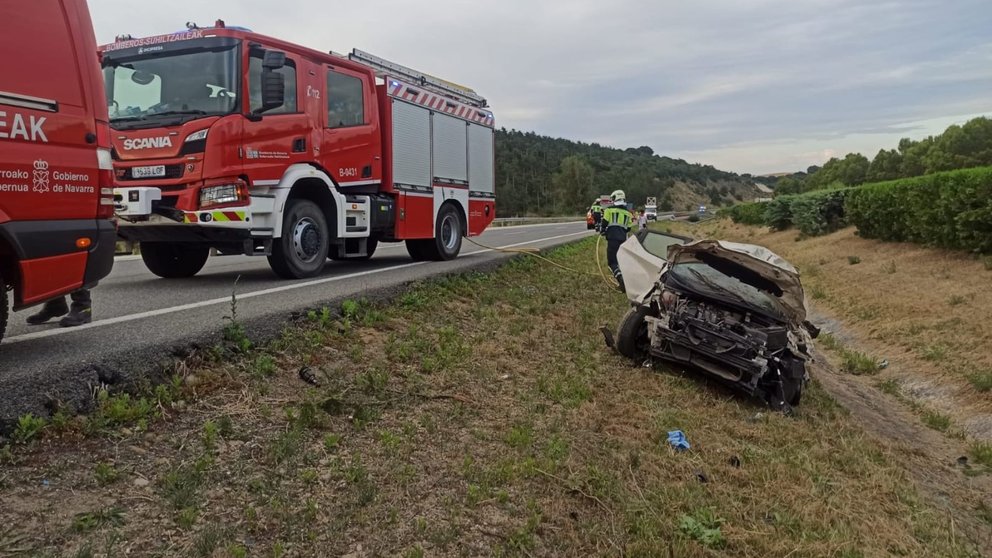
[762,116,992,195]
[495,129,760,216]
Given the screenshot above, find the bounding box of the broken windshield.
[666,261,790,321]
[103,43,239,129]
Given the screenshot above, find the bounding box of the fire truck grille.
[118,164,185,181]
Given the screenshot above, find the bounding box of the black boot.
[59,308,92,327]
[60,290,92,327]
[26,298,69,325]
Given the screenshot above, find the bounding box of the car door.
[618,230,692,303]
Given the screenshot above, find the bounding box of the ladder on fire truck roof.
[347,49,488,108]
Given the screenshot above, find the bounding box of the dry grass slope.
[0,239,984,557]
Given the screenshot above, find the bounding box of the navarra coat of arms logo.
[33,159,50,194]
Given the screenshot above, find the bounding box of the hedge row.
[724,166,992,253]
[723,202,766,225]
[726,188,854,237]
[846,166,992,253]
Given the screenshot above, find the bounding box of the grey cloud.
[90,0,992,173]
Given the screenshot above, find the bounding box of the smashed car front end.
[629,238,815,410]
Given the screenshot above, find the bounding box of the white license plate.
[132,165,165,179]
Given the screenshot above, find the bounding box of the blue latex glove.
[667,430,690,451]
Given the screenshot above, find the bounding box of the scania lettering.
[122,136,174,150]
[0,0,116,344]
[102,22,497,280]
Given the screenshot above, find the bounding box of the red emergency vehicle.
[101,23,496,279]
[0,0,116,343]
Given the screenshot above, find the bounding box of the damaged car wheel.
[616,306,651,360]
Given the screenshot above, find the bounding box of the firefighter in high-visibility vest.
[601,189,634,291]
[590,202,604,230]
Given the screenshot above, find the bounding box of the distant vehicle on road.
[102,25,496,280]
[0,0,116,343]
[698,205,707,214]
[644,197,657,221]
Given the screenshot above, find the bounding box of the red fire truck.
[101,23,496,279]
[1,0,116,343]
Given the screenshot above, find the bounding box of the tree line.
[494,129,754,216]
[767,116,992,195]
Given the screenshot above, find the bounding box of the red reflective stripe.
[224,211,241,221]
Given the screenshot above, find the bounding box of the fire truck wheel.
[269,199,329,279]
[141,243,210,278]
[426,204,463,261]
[0,271,8,344]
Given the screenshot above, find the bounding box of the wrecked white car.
[613,230,818,412]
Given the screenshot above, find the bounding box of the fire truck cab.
[102,23,496,279]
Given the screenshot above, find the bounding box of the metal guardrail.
[491,216,584,226]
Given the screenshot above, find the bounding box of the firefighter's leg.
[60,289,93,328]
[606,239,625,291]
[26,297,70,325]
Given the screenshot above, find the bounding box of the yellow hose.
[463,234,619,291]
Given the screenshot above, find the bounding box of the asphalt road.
[0,222,593,425]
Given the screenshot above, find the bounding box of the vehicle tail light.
[200,179,250,209]
[95,121,115,218]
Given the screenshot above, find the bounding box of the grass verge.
[0,239,982,556]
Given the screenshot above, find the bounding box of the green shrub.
[846,166,992,254]
[789,188,853,236]
[726,202,768,226]
[763,196,795,230]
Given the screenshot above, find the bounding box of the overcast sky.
[90,0,992,175]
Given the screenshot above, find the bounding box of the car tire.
[268,199,329,279]
[587,222,595,230]
[423,204,462,261]
[141,242,210,278]
[616,305,651,360]
[0,271,8,344]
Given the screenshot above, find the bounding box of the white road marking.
[4,231,592,344]
[111,222,582,261]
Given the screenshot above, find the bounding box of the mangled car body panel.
[616,231,815,411]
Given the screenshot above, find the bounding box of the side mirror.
[258,70,285,113]
[262,50,286,69]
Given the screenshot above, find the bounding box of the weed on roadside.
[948,294,967,306]
[847,256,861,265]
[840,350,882,375]
[967,370,992,392]
[817,332,842,351]
[970,442,992,468]
[876,379,901,397]
[883,261,898,274]
[94,463,119,486]
[12,414,46,444]
[72,507,125,533]
[921,410,951,432]
[679,508,726,549]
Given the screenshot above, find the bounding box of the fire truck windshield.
[103,43,240,129]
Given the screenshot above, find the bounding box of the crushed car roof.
[669,240,807,323]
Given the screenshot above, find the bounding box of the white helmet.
[611,189,626,205]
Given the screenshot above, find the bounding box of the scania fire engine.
[101,22,496,279]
